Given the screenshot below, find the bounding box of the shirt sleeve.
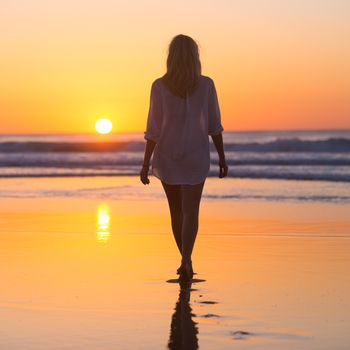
[144,80,163,143]
[208,79,224,136]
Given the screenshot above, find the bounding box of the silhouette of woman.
[140,34,227,282]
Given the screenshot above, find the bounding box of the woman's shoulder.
[151,77,163,88]
[200,75,214,85]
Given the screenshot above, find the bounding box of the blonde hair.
[162,34,201,98]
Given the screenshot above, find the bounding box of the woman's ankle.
[181,258,192,266]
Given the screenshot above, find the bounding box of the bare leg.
[180,181,205,265]
[161,181,183,255]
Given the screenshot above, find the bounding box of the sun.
[95,118,113,135]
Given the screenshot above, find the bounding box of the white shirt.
[144,75,224,185]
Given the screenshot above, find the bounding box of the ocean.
[1,129,350,204]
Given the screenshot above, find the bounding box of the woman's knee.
[182,205,200,221]
[170,205,182,220]
[181,194,202,217]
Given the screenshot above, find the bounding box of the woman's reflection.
[168,283,199,350]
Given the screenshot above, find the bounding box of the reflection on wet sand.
[2,177,350,349]
[96,203,111,242]
[168,283,198,350]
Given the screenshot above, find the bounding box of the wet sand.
[0,177,350,349]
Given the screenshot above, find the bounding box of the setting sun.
[95,118,113,134]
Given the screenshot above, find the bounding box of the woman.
[140,34,228,282]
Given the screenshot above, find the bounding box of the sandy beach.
[0,176,349,349]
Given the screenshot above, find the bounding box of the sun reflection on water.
[96,203,111,243]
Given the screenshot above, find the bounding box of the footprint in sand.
[231,330,253,340]
[231,330,310,341]
[197,300,219,305]
[202,313,221,318]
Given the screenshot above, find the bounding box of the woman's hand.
[141,139,156,185]
[211,133,227,178]
[219,159,228,178]
[140,164,150,185]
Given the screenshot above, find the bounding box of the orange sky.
[1,0,349,133]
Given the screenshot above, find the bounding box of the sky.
[0,0,349,134]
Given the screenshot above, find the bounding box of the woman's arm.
[140,138,156,185]
[211,133,228,178]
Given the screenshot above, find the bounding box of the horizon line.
[1,127,350,136]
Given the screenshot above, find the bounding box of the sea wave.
[0,166,349,182]
[223,137,350,153]
[1,152,350,167]
[1,137,350,153]
[1,152,350,168]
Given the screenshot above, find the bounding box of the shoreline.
[1,176,350,349]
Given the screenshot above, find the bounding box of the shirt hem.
[151,171,207,185]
